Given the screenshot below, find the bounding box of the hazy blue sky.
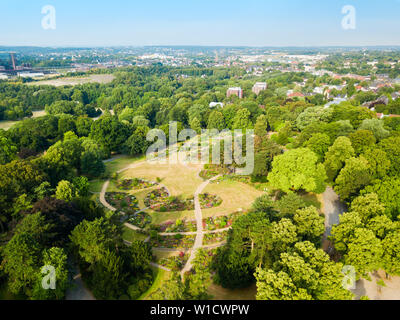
[1,0,400,47]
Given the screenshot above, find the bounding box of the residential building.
[227,87,243,99]
[252,82,267,95]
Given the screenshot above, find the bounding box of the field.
[26,74,115,87]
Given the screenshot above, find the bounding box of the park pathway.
[322,186,347,252]
[180,175,222,277]
[65,265,95,301]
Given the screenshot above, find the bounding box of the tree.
[70,218,121,264]
[207,111,225,131]
[32,247,69,300]
[118,107,135,123]
[334,156,371,201]
[350,193,386,223]
[90,115,130,154]
[304,133,331,162]
[124,126,150,156]
[296,106,333,131]
[185,249,212,300]
[293,207,325,244]
[255,241,353,300]
[0,131,17,165]
[361,178,400,220]
[233,108,252,130]
[2,233,42,295]
[362,148,391,179]
[268,148,327,194]
[382,231,400,276]
[331,211,363,253]
[378,136,400,176]
[55,180,77,202]
[14,212,54,245]
[359,119,390,141]
[73,176,89,197]
[270,218,298,253]
[344,228,383,277]
[80,137,106,177]
[190,117,202,135]
[255,269,312,300]
[34,182,54,200]
[213,212,272,289]
[323,136,355,182]
[348,130,376,155]
[151,272,187,300]
[274,193,306,217]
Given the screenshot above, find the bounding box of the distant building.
[17,72,45,78]
[227,87,243,99]
[287,92,304,98]
[209,102,224,108]
[0,74,8,80]
[252,82,267,95]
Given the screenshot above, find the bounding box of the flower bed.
[199,164,230,180]
[202,212,238,231]
[157,252,189,271]
[126,211,152,229]
[105,192,140,213]
[156,219,197,233]
[199,193,222,209]
[203,230,229,245]
[150,234,195,249]
[117,178,157,191]
[145,188,195,212]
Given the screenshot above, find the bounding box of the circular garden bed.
[105,192,140,214]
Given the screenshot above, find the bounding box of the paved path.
[180,175,222,277]
[65,265,95,301]
[322,187,347,238]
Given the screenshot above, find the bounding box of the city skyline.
[1,0,400,47]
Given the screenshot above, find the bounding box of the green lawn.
[105,155,145,175]
[88,179,106,193]
[122,227,148,242]
[139,266,170,300]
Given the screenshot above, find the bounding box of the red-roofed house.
[287,92,304,98]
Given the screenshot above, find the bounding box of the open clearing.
[27,74,115,87]
[201,180,264,218]
[0,110,47,131]
[122,162,203,198]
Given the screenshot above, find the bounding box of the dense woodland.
[1,63,400,300]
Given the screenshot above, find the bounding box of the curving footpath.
[180,175,222,277]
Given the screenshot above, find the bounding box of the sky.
[1,0,400,47]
